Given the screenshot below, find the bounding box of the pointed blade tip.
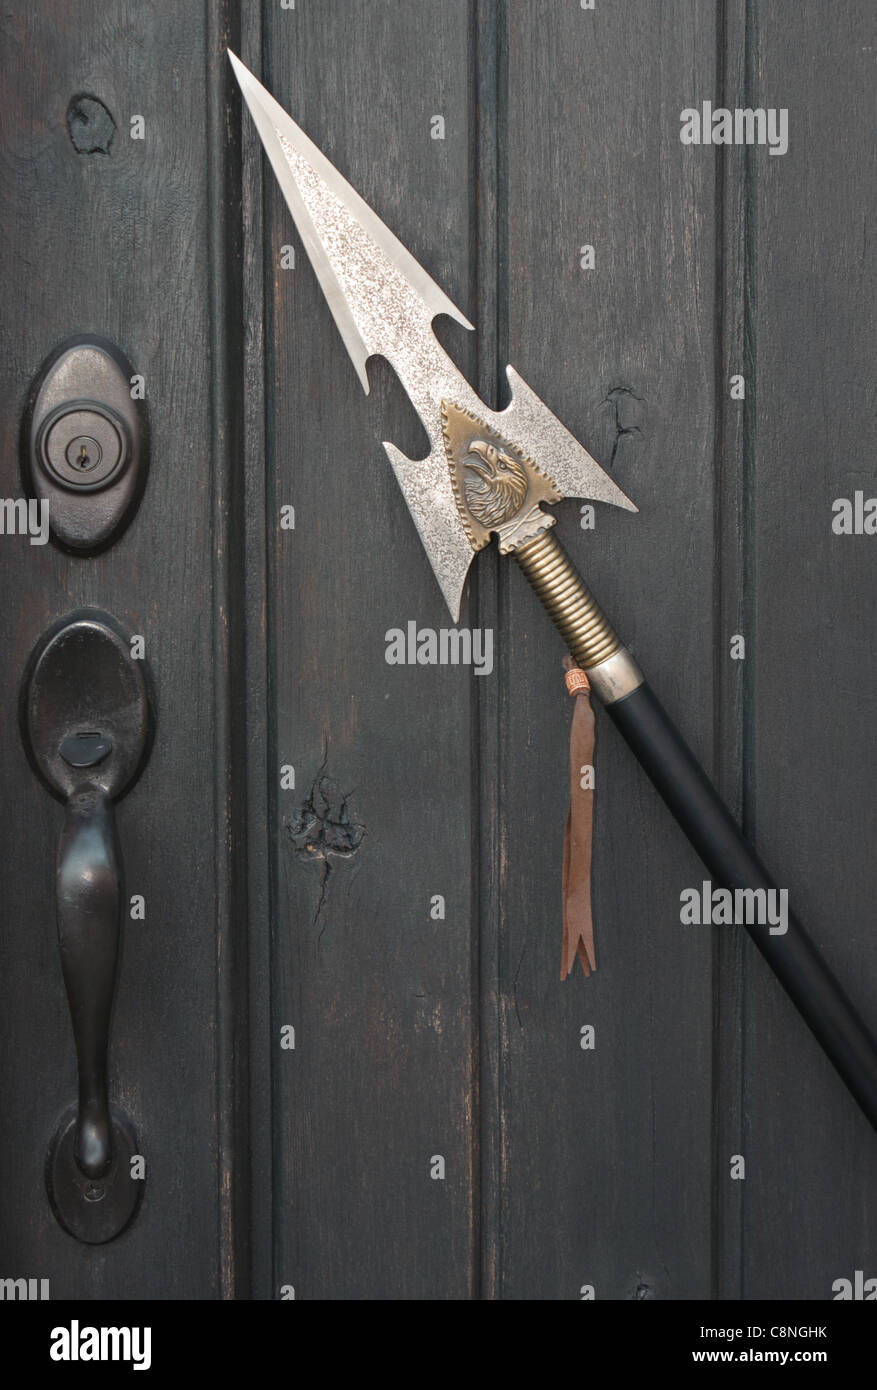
[227,51,265,112]
[227,49,248,83]
[447,309,475,333]
[613,489,638,513]
[503,365,639,513]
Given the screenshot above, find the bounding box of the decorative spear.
[229,52,877,1132]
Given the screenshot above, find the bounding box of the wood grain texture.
[0,1,235,1296]
[263,0,478,1300]
[712,0,748,1305]
[739,0,877,1299]
[497,0,718,1300]
[1,0,875,1302]
[239,0,274,1307]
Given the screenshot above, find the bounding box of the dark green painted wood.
[239,0,274,1309]
[497,0,717,1300]
[741,0,877,1299]
[0,1,243,1295]
[1,0,874,1303]
[262,0,478,1300]
[712,0,749,1306]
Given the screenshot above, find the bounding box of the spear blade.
[229,51,636,619]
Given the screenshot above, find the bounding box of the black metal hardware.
[21,613,152,1242]
[26,335,147,550]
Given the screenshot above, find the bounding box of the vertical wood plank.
[713,0,748,1303]
[499,0,719,1299]
[0,0,236,1295]
[741,0,877,1298]
[239,0,275,1307]
[263,0,478,1299]
[472,0,504,1301]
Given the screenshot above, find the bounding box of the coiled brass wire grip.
[513,529,643,704]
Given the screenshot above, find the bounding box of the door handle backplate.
[21,612,152,1243]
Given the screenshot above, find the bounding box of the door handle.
[21,613,152,1242]
[57,782,120,1180]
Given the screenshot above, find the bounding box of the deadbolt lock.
[27,336,148,551]
[37,400,129,492]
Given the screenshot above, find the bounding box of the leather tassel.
[561,656,596,978]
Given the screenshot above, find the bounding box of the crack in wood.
[287,766,365,936]
[601,386,645,471]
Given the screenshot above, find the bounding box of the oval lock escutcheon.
[27,336,147,550]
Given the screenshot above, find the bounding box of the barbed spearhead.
[230,51,637,619]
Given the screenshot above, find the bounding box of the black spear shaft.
[515,527,877,1133]
[609,679,877,1132]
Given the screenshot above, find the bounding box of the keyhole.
[64,434,102,473]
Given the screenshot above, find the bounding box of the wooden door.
[1,0,874,1301]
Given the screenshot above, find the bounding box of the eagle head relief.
[441,400,562,553]
[463,440,529,528]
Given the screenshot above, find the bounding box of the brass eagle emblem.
[441,401,562,553]
[462,440,529,528]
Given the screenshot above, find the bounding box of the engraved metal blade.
[230,51,637,620]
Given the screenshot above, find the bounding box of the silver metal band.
[585,647,644,705]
